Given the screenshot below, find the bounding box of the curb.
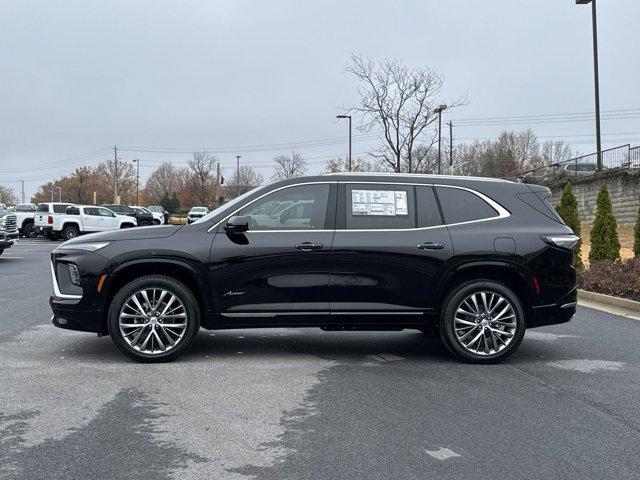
[578,289,640,315]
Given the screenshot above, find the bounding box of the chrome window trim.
[208,180,510,234]
[50,262,83,300]
[221,311,423,317]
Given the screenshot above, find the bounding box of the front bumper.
[0,240,13,250]
[528,288,577,328]
[51,302,103,333]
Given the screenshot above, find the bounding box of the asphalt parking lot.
[2,239,640,480]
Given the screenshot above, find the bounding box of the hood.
[63,225,183,244]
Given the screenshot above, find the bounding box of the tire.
[23,223,36,238]
[153,219,161,225]
[439,280,526,364]
[0,250,3,256]
[63,225,79,241]
[107,275,200,362]
[138,220,151,227]
[120,223,134,229]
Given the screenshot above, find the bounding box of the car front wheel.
[107,275,200,362]
[440,280,525,363]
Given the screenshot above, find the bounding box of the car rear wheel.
[23,223,36,238]
[63,225,79,241]
[138,219,151,227]
[440,280,525,363]
[107,275,200,362]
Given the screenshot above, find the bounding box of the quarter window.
[416,186,443,228]
[345,184,415,230]
[237,184,330,231]
[435,187,498,224]
[53,204,72,213]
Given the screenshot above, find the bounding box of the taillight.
[541,235,580,250]
[48,215,53,224]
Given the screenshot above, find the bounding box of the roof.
[320,172,511,183]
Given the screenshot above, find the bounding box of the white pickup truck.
[35,202,75,239]
[14,203,38,237]
[52,205,137,240]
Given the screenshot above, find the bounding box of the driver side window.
[236,184,330,231]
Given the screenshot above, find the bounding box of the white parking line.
[425,447,461,460]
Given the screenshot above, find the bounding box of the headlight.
[56,242,111,252]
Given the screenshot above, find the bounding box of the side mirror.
[224,215,250,234]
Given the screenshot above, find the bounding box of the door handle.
[417,242,445,250]
[295,242,324,251]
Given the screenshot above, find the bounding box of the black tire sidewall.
[440,280,526,363]
[63,226,79,240]
[107,275,200,362]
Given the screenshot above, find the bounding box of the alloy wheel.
[453,291,517,356]
[119,288,188,354]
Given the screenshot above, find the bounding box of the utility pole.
[236,155,241,176]
[20,180,25,204]
[336,114,352,171]
[132,159,140,205]
[433,105,448,174]
[216,162,221,184]
[448,121,453,173]
[113,146,119,203]
[576,0,603,170]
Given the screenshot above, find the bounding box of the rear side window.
[37,204,48,212]
[416,186,443,228]
[84,208,100,216]
[66,207,80,215]
[53,204,72,213]
[345,184,415,230]
[436,187,498,224]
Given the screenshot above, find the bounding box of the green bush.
[634,194,640,258]
[589,184,620,262]
[555,183,583,268]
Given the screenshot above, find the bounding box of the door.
[82,208,102,231]
[98,207,118,230]
[209,182,336,324]
[330,183,453,322]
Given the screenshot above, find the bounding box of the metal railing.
[519,144,638,182]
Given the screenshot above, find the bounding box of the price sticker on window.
[351,190,408,216]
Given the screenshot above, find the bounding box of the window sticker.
[351,190,408,216]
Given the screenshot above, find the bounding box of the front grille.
[4,214,17,234]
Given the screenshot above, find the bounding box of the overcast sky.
[1,0,639,200]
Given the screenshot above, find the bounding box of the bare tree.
[96,158,137,204]
[188,151,218,206]
[145,162,183,204]
[346,54,465,173]
[272,151,307,180]
[325,156,379,173]
[226,166,264,198]
[0,185,18,205]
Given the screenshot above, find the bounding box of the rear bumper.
[528,288,577,328]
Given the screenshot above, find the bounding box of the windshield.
[147,206,163,212]
[16,204,36,212]
[191,207,207,212]
[191,185,266,225]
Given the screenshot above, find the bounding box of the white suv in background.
[53,205,137,240]
[187,206,209,224]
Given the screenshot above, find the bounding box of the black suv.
[51,174,578,363]
[102,204,155,227]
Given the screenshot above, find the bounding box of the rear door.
[329,182,453,322]
[209,182,336,324]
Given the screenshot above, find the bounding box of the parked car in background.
[0,211,18,239]
[35,202,75,239]
[187,206,209,223]
[14,203,37,237]
[562,162,603,177]
[131,206,163,225]
[50,173,578,363]
[147,205,169,224]
[102,204,154,227]
[52,205,137,240]
[0,229,13,256]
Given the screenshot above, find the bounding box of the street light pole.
[48,190,54,202]
[433,104,448,174]
[577,0,602,170]
[55,187,62,202]
[336,115,352,172]
[132,159,140,205]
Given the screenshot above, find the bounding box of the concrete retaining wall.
[548,173,640,226]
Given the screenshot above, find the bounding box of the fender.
[106,257,213,314]
[436,258,533,303]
